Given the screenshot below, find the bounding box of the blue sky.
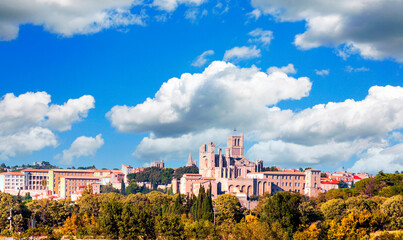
[0,0,403,173]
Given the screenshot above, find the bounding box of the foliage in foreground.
[0,172,402,239]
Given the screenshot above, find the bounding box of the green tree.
[320,198,346,221]
[380,195,403,229]
[260,191,304,237]
[26,198,72,227]
[202,186,213,221]
[155,215,184,240]
[121,180,126,195]
[173,165,199,179]
[98,193,123,239]
[119,204,155,240]
[77,188,101,217]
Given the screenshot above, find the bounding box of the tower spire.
[186,153,194,167]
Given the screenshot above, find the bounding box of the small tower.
[186,153,194,167]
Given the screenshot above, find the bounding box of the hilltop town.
[1,134,372,206]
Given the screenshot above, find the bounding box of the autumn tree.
[213,194,244,223]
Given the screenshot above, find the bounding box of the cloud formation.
[153,0,206,12]
[107,61,311,136]
[223,46,261,61]
[267,63,296,75]
[109,59,403,173]
[192,50,215,67]
[345,66,370,72]
[0,0,208,40]
[248,29,273,46]
[58,134,104,165]
[315,69,329,76]
[251,0,403,62]
[349,144,403,173]
[0,92,95,159]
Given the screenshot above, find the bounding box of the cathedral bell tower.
[225,133,244,158]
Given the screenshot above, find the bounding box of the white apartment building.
[0,172,25,192]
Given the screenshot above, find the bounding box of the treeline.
[127,165,199,186]
[0,172,402,239]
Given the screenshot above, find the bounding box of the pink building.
[321,178,339,192]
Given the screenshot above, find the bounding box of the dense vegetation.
[0,172,402,239]
[127,165,199,187]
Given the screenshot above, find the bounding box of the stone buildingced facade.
[173,134,321,200]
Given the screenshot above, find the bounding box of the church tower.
[225,133,244,158]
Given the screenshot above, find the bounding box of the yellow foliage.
[293,222,322,240]
[244,214,259,223]
[61,214,79,236]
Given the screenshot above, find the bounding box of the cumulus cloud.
[0,127,57,160]
[109,61,403,172]
[58,134,104,165]
[315,69,329,76]
[267,63,296,75]
[107,61,311,137]
[251,0,403,62]
[0,0,209,40]
[134,128,231,161]
[0,91,94,159]
[345,66,370,72]
[246,139,374,168]
[192,50,215,67]
[46,95,95,131]
[348,144,403,173]
[223,46,261,61]
[0,0,148,41]
[248,28,273,46]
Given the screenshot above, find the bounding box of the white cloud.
[247,9,262,21]
[108,60,403,172]
[0,0,147,41]
[152,0,206,12]
[185,8,208,22]
[345,66,370,72]
[0,91,94,159]
[0,92,50,135]
[46,95,95,131]
[223,46,261,61]
[192,50,215,67]
[134,128,231,161]
[251,0,403,62]
[348,144,403,173]
[246,138,373,168]
[58,134,104,165]
[267,63,296,75]
[0,0,210,40]
[107,61,311,136]
[248,28,273,46]
[315,69,329,76]
[0,127,57,160]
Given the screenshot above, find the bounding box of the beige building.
[173,134,321,199]
[21,169,49,191]
[60,176,101,199]
[48,169,94,195]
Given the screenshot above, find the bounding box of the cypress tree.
[197,186,206,220]
[173,193,183,214]
[121,180,126,195]
[202,185,213,221]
